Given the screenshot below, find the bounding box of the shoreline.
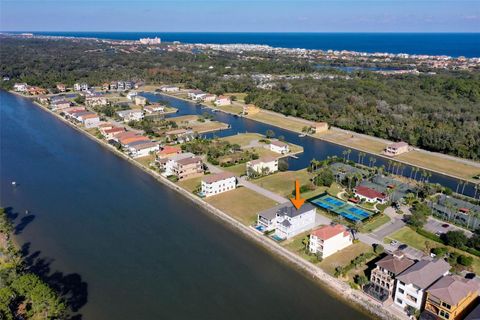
[7,91,403,319]
[154,91,480,185]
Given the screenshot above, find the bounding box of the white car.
[390,240,399,246]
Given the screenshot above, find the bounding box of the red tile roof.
[158,145,182,155]
[355,185,387,200]
[311,224,349,241]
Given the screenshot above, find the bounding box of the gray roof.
[427,275,480,306]
[258,202,316,221]
[397,259,451,289]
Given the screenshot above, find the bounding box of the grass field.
[246,110,311,133]
[191,121,229,133]
[214,103,244,115]
[220,133,263,146]
[168,115,198,123]
[253,169,313,197]
[205,187,278,225]
[359,214,391,233]
[316,130,388,154]
[221,163,247,176]
[134,154,156,167]
[177,176,203,192]
[388,226,480,274]
[396,151,480,181]
[282,231,320,264]
[319,242,373,277]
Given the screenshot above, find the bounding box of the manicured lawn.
[177,176,203,193]
[359,214,391,233]
[205,187,278,225]
[220,133,263,147]
[214,103,244,114]
[319,242,373,277]
[253,169,313,197]
[388,226,480,274]
[221,163,247,176]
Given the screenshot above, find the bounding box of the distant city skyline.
[1,0,479,32]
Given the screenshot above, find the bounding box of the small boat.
[11,181,16,186]
[298,134,306,137]
[25,210,29,215]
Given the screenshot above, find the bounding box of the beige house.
[385,141,409,156]
[370,251,415,298]
[134,95,148,106]
[246,156,278,177]
[312,122,329,133]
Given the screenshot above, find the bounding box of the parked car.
[390,240,399,246]
[442,224,450,228]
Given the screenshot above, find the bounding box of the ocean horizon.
[4,31,480,57]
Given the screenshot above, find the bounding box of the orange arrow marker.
[290,179,305,210]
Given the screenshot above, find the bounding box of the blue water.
[144,93,478,198]
[10,32,480,57]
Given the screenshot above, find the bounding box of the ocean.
[9,32,480,57]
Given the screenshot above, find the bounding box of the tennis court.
[309,194,373,222]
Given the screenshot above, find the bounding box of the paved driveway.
[371,219,406,239]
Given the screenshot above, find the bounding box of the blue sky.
[1,0,479,32]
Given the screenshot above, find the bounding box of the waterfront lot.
[252,169,313,197]
[220,133,264,146]
[177,176,203,193]
[246,110,311,133]
[396,150,480,181]
[205,187,278,225]
[315,130,387,154]
[319,242,373,278]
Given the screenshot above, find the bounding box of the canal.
[0,90,373,319]
[145,92,478,198]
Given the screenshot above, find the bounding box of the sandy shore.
[12,92,405,320]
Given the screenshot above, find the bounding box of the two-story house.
[200,172,236,197]
[395,259,451,311]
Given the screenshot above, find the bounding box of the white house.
[134,95,147,106]
[354,185,388,204]
[126,141,160,158]
[187,90,206,101]
[394,259,450,311]
[85,96,108,107]
[269,140,290,154]
[144,104,165,114]
[214,95,231,106]
[158,152,196,177]
[308,224,352,258]
[13,83,28,92]
[160,85,179,93]
[116,109,144,122]
[79,113,101,128]
[246,156,278,177]
[74,83,89,91]
[200,172,236,197]
[50,99,71,111]
[127,91,138,100]
[257,203,316,239]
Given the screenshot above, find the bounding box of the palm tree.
[474,184,480,199]
[342,150,348,162]
[346,149,352,161]
[461,181,468,195]
[456,181,463,194]
[387,160,393,173]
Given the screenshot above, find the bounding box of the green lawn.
[359,214,391,233]
[221,163,247,176]
[319,242,373,278]
[205,187,278,225]
[282,231,321,264]
[253,169,313,197]
[220,133,263,147]
[177,176,203,193]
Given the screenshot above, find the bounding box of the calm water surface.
[0,90,372,319]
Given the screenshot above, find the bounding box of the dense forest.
[1,37,479,160]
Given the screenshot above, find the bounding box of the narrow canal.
[0,90,373,319]
[145,92,478,198]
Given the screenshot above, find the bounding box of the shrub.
[373,244,385,255]
[458,255,474,267]
[431,247,449,257]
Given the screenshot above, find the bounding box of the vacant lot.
[177,176,203,192]
[253,169,313,197]
[319,242,373,277]
[221,163,247,176]
[247,110,312,133]
[205,187,278,225]
[316,130,388,154]
[221,133,263,147]
[396,151,480,181]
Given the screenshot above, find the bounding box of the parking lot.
[424,217,472,237]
